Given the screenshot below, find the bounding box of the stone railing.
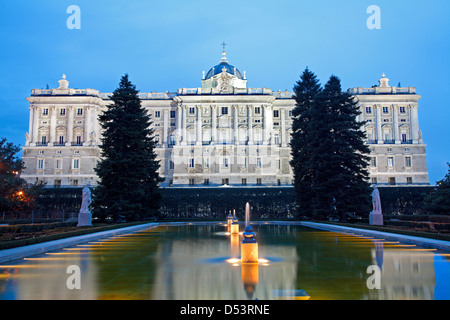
[348,86,417,95]
[31,88,101,97]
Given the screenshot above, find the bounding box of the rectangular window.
[203,158,210,169]
[405,156,412,167]
[170,110,176,118]
[222,178,229,185]
[242,178,247,185]
[42,109,49,116]
[389,177,396,185]
[371,177,378,184]
[407,177,412,184]
[366,106,372,114]
[155,111,161,118]
[41,136,47,145]
[277,159,281,170]
[400,106,406,114]
[188,158,194,168]
[382,106,389,114]
[58,136,64,145]
[371,157,377,167]
[204,179,209,185]
[77,108,83,115]
[55,159,62,169]
[76,136,82,145]
[254,107,261,114]
[189,108,195,115]
[289,110,293,117]
[73,159,80,169]
[169,160,174,170]
[72,179,78,187]
[387,157,394,167]
[273,110,279,118]
[54,180,61,188]
[37,159,44,169]
[60,108,66,116]
[221,107,228,115]
[256,178,262,185]
[274,134,280,145]
[223,157,229,168]
[256,158,261,168]
[189,179,195,185]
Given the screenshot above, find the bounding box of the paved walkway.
[299,221,450,251]
[0,223,159,264]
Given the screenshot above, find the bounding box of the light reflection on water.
[0,224,449,300]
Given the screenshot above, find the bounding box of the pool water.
[0,223,449,300]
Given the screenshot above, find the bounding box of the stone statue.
[77,184,92,227]
[369,186,383,225]
[80,185,92,213]
[371,186,382,214]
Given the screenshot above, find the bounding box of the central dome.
[204,61,244,80]
[204,49,244,80]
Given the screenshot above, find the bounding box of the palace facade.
[21,50,429,188]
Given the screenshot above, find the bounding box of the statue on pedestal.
[77,184,92,227]
[369,186,383,225]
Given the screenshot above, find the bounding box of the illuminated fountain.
[227,211,233,233]
[240,203,258,263]
[230,210,239,235]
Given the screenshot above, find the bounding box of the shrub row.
[0,221,77,235]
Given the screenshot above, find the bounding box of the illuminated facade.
[21,51,429,187]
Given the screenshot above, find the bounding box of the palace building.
[21,49,430,188]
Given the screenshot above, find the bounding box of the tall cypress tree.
[314,75,371,219]
[93,74,163,222]
[290,68,322,217]
[291,70,371,220]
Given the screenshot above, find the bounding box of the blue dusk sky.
[0,0,449,184]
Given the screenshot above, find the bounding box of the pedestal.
[77,210,92,227]
[241,242,258,263]
[369,211,383,226]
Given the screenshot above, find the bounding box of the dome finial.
[220,41,228,63]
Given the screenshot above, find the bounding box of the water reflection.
[0,224,448,300]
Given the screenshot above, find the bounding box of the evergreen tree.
[290,70,371,220]
[0,137,43,213]
[290,68,322,217]
[315,75,371,219]
[93,75,163,221]
[424,163,450,214]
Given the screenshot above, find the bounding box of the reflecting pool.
[0,223,449,300]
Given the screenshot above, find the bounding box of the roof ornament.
[58,74,69,90]
[220,41,228,63]
[379,73,390,88]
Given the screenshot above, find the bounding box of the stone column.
[177,104,182,144]
[163,109,169,147]
[233,105,238,145]
[410,104,420,144]
[181,105,187,145]
[211,106,217,143]
[264,105,273,145]
[66,106,74,146]
[49,107,57,146]
[32,107,40,145]
[84,106,92,146]
[281,108,287,147]
[196,106,202,146]
[248,106,253,145]
[393,105,400,144]
[375,105,382,144]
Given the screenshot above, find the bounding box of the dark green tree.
[92,75,163,221]
[0,137,43,214]
[424,163,450,214]
[290,70,371,220]
[290,68,322,217]
[314,75,371,219]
